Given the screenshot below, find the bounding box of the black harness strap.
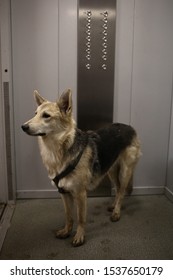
[53,147,85,194]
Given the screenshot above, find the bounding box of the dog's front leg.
[72,190,87,247]
[56,193,74,239]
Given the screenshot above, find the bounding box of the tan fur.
[22,89,141,246]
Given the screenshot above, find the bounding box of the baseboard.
[111,186,165,196]
[165,187,173,203]
[16,186,165,199]
[17,189,60,199]
[0,202,15,252]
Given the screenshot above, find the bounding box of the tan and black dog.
[22,89,141,246]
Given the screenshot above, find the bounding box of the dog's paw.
[110,212,120,222]
[56,228,71,239]
[72,231,85,247]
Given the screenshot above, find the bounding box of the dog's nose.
[21,124,29,132]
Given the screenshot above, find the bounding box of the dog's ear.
[58,89,72,115]
[34,90,47,106]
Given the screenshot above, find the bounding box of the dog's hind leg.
[72,190,87,247]
[107,162,133,213]
[56,193,74,239]
[110,163,134,222]
[107,161,121,212]
[110,138,141,222]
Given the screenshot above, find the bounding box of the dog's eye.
[42,112,51,119]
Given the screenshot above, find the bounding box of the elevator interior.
[0,0,173,253]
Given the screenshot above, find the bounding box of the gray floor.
[0,195,173,260]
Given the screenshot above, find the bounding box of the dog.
[21,89,141,246]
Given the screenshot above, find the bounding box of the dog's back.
[90,123,136,174]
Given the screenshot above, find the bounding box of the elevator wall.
[114,0,173,193]
[11,0,77,198]
[7,0,173,198]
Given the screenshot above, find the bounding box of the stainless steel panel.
[78,0,116,130]
[77,0,116,196]
[3,82,13,200]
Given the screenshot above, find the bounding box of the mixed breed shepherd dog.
[22,89,141,247]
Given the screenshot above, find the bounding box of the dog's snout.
[21,124,29,132]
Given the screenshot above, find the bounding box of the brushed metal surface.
[78,0,116,130]
[3,82,13,200]
[77,0,116,196]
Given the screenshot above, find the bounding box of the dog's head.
[21,89,73,137]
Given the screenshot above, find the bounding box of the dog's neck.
[38,121,76,179]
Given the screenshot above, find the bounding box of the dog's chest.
[38,139,63,178]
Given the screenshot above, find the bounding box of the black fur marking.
[87,123,136,175]
[53,144,87,192]
[53,123,136,189]
[53,130,88,192]
[68,123,136,176]
[68,129,88,155]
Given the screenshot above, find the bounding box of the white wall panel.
[130,0,173,186]
[114,0,135,123]
[11,0,78,197]
[58,0,77,120]
[12,0,59,194]
[115,0,173,188]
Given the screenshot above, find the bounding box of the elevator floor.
[0,195,173,260]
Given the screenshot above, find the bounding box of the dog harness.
[53,147,85,194]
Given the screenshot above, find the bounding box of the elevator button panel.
[85,10,92,69]
[83,9,112,71]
